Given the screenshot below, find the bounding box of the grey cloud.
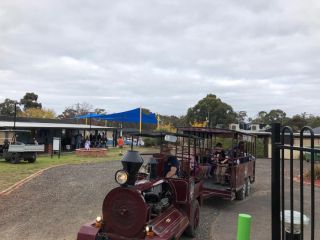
[0,0,320,118]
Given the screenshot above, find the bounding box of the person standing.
[117,136,124,155]
[33,137,39,145]
[84,137,91,150]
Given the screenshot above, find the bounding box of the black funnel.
[148,158,158,180]
[121,150,144,185]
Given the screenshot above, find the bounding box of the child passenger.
[199,149,213,178]
[190,155,201,177]
[213,143,228,184]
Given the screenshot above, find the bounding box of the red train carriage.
[177,127,256,201]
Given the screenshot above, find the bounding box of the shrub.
[305,164,320,180]
[143,137,157,147]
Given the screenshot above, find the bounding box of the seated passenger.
[199,149,213,178]
[213,143,226,161]
[230,141,245,164]
[190,155,202,177]
[161,145,179,178]
[213,143,228,184]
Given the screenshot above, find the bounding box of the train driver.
[161,145,179,178]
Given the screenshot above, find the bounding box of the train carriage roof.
[177,127,256,138]
[127,131,203,139]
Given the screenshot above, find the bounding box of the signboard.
[52,137,61,158]
[164,135,177,143]
[53,137,61,151]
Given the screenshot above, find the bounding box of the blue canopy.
[75,113,104,119]
[75,108,157,124]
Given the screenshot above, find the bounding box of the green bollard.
[237,213,252,240]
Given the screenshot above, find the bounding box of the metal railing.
[271,123,319,240]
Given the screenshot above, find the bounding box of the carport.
[0,116,119,153]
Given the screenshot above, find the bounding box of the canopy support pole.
[139,107,142,133]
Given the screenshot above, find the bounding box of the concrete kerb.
[0,164,67,196]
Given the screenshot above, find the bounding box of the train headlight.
[95,216,102,228]
[115,170,128,185]
[145,225,154,237]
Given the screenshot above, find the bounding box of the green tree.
[252,111,268,123]
[185,94,236,127]
[19,107,56,119]
[236,111,247,123]
[307,115,320,128]
[0,98,22,116]
[288,114,308,131]
[20,92,42,110]
[267,109,287,123]
[252,109,287,124]
[94,108,107,115]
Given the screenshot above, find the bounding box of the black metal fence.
[272,123,319,240]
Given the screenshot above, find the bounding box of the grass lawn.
[0,146,158,192]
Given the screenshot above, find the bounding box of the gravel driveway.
[0,161,218,240]
[3,159,317,240]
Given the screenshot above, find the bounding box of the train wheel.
[245,178,251,197]
[236,184,246,200]
[185,200,200,237]
[10,153,21,164]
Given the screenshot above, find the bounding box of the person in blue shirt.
[161,145,179,178]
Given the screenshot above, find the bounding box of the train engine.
[77,149,202,240]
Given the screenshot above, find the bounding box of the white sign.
[53,137,61,151]
[164,135,177,143]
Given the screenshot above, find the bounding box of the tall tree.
[20,92,42,110]
[252,109,287,124]
[288,114,308,131]
[307,115,320,128]
[252,111,268,123]
[0,98,22,116]
[185,94,236,127]
[58,102,93,119]
[94,108,107,115]
[236,111,248,123]
[267,109,287,123]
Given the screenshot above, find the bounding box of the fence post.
[237,213,252,240]
[271,123,281,240]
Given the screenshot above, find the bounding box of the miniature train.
[77,129,256,240]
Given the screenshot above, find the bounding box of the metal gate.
[271,123,319,240]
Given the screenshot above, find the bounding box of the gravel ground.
[0,160,218,240]
[2,159,316,240]
[211,158,320,240]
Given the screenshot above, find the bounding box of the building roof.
[0,121,116,130]
[313,127,320,134]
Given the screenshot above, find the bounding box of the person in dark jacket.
[161,145,179,178]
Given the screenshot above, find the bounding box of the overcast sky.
[1,0,320,118]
